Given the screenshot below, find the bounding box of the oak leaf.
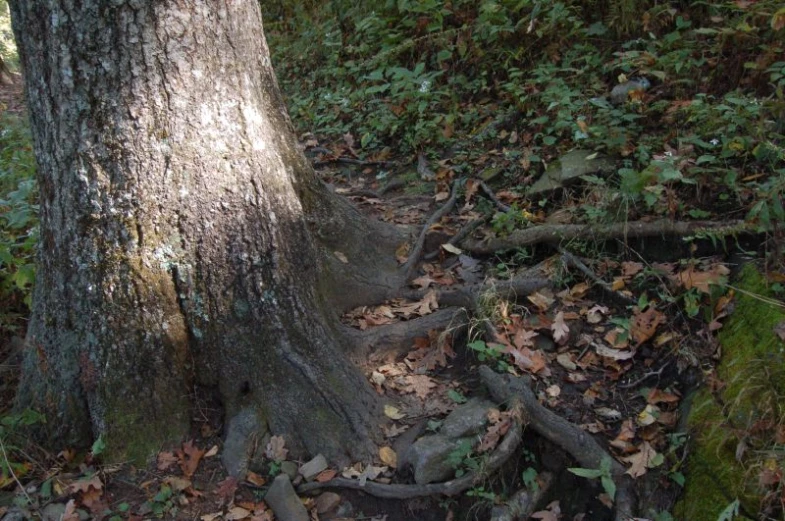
[621,441,659,478]
[177,440,206,478]
[551,311,570,344]
[265,436,288,462]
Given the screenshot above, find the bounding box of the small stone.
[405,435,474,484]
[441,398,495,439]
[222,408,264,477]
[315,492,342,514]
[556,353,577,371]
[280,461,299,480]
[264,474,309,521]
[299,454,328,481]
[41,504,65,521]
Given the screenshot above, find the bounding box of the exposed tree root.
[423,214,492,261]
[346,308,468,363]
[403,180,462,279]
[490,471,553,521]
[479,180,511,212]
[478,366,637,521]
[341,178,407,199]
[400,276,552,311]
[297,401,524,499]
[461,219,747,255]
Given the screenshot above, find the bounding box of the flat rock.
[315,492,342,514]
[529,149,616,194]
[40,503,65,521]
[299,453,328,481]
[406,434,473,484]
[441,398,496,439]
[265,474,309,521]
[222,407,264,477]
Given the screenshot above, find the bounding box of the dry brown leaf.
[265,435,288,462]
[246,472,266,487]
[225,506,252,520]
[551,311,570,344]
[384,405,405,420]
[62,500,80,521]
[478,413,512,452]
[177,440,206,478]
[631,307,665,345]
[646,388,680,405]
[621,261,644,278]
[674,264,730,293]
[214,476,239,502]
[315,469,337,482]
[774,321,785,341]
[68,474,103,494]
[586,305,608,324]
[527,291,555,311]
[157,451,178,471]
[604,328,629,349]
[401,375,438,399]
[595,343,635,360]
[513,327,538,349]
[622,441,659,478]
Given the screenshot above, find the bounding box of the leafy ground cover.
[1,1,785,520]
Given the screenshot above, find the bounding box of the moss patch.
[677,264,785,520]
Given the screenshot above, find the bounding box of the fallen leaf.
[674,264,730,293]
[531,500,561,521]
[595,407,623,421]
[62,500,80,521]
[586,305,608,324]
[177,440,206,478]
[204,445,219,458]
[157,451,178,471]
[164,476,193,493]
[528,291,555,311]
[201,514,222,521]
[631,307,665,345]
[774,321,785,341]
[68,474,103,494]
[246,472,266,487]
[546,384,561,397]
[265,435,288,462]
[214,476,239,503]
[225,506,252,520]
[595,343,635,360]
[622,442,659,478]
[513,327,538,349]
[621,261,644,277]
[334,251,349,264]
[556,353,577,371]
[637,404,660,426]
[384,405,406,420]
[551,311,570,344]
[400,375,438,399]
[441,243,463,255]
[315,469,337,482]
[358,464,386,486]
[646,388,680,405]
[379,447,398,468]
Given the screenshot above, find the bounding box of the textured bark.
[10,0,404,465]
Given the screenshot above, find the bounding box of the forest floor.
[1,72,738,521]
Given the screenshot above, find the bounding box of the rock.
[405,434,474,484]
[222,407,264,477]
[528,149,616,195]
[556,353,577,371]
[441,398,496,439]
[315,492,342,514]
[1,507,29,521]
[40,503,66,521]
[265,474,309,521]
[299,454,328,481]
[610,78,650,105]
[280,461,299,480]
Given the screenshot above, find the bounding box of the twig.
[343,179,407,199]
[461,220,748,255]
[0,437,33,506]
[478,181,511,213]
[618,359,673,389]
[559,247,636,306]
[402,180,462,280]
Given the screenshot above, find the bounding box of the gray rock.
[315,492,342,514]
[222,407,264,477]
[299,453,328,481]
[535,334,556,353]
[41,503,66,521]
[265,474,309,521]
[529,149,616,195]
[610,78,650,105]
[280,461,299,480]
[441,398,496,439]
[1,507,28,521]
[405,434,474,484]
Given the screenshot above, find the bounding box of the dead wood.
[461,219,747,255]
[478,180,511,212]
[297,401,524,499]
[559,247,636,306]
[402,180,461,279]
[478,366,638,521]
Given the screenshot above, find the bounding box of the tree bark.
[10,0,405,466]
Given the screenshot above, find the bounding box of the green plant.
[0,409,45,488]
[447,439,480,478]
[568,456,617,501]
[143,484,177,518]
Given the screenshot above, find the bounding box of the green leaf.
[601,475,616,501]
[568,467,603,479]
[447,389,467,404]
[91,434,106,457]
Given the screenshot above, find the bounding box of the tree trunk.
[9,0,406,466]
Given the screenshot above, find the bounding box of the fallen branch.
[297,405,524,499]
[424,214,492,261]
[478,366,637,521]
[479,181,511,213]
[559,247,635,307]
[461,219,747,255]
[402,180,462,280]
[490,472,553,521]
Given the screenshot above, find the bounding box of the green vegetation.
[678,264,785,520]
[263,0,784,233]
[0,114,36,336]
